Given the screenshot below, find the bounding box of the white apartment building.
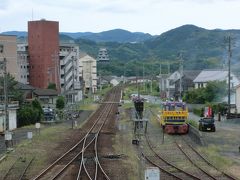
[79,55,97,93]
[17,43,29,84]
[59,44,82,103]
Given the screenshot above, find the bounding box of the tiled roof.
[33,89,58,96]
[16,82,35,90]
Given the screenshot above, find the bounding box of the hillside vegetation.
[5,24,240,76]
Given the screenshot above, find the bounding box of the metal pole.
[179,53,183,101]
[159,63,162,96]
[227,36,232,115]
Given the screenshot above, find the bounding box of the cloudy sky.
[0,0,240,35]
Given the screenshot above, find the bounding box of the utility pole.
[71,56,75,104]
[159,63,162,96]
[179,53,183,101]
[3,58,8,131]
[150,64,153,93]
[167,62,170,99]
[142,63,145,92]
[99,73,102,91]
[167,62,170,75]
[0,45,9,132]
[227,36,232,116]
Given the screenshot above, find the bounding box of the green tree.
[56,96,65,109]
[31,99,44,122]
[47,83,57,90]
[183,81,227,104]
[0,74,24,104]
[17,104,42,126]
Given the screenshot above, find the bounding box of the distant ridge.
[2,24,240,76]
[1,29,153,43]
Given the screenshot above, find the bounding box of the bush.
[56,96,65,110]
[183,81,226,104]
[193,108,204,117]
[17,105,42,126]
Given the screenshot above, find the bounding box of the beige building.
[79,55,97,93]
[0,35,18,81]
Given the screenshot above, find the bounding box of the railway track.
[3,156,34,180]
[32,87,121,180]
[175,137,238,180]
[148,109,238,180]
[143,133,200,180]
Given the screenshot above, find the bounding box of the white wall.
[0,109,17,133]
[236,86,240,113]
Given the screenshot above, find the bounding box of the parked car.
[199,117,216,132]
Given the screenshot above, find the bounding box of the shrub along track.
[32,87,122,180]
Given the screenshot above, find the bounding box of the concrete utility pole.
[0,45,9,131]
[159,63,162,96]
[3,58,8,131]
[142,63,145,92]
[227,36,232,115]
[71,56,75,104]
[150,64,153,93]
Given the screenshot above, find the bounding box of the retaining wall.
[188,124,205,146]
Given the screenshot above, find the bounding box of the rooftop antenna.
[32,8,34,20]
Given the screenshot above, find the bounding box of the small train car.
[159,101,189,134]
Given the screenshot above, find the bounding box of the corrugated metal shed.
[193,70,228,83]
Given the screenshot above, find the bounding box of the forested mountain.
[1,29,153,43]
[2,25,240,76]
[75,25,240,76]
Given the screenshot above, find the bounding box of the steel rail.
[3,158,19,180]
[175,141,217,180]
[78,105,112,179]
[145,134,200,180]
[50,136,97,180]
[33,88,119,180]
[18,157,35,180]
[185,140,238,180]
[77,87,120,179]
[142,152,183,180]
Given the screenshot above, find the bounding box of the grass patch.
[187,119,198,128]
[79,103,98,111]
[0,123,73,178]
[112,107,142,179]
[199,145,234,170]
[122,102,134,109]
